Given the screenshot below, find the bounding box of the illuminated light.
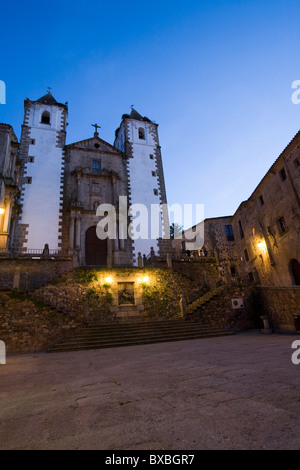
[142,276,150,284]
[104,276,113,284]
[257,240,267,250]
[0,208,4,215]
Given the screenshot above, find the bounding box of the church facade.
[6,92,171,267]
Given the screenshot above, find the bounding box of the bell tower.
[114,108,171,262]
[16,91,68,252]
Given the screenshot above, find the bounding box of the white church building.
[11,92,171,266]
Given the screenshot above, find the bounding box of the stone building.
[231,129,300,287]
[173,128,300,288]
[8,92,171,266]
[61,128,133,267]
[172,216,239,285]
[0,124,20,250]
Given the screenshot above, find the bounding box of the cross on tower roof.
[47,86,52,93]
[92,123,101,136]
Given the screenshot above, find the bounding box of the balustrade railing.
[0,248,72,258]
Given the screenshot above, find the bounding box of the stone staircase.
[186,285,226,315]
[47,318,234,353]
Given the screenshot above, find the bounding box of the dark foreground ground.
[0,331,299,450]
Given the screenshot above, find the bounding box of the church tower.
[114,109,171,262]
[15,92,68,252]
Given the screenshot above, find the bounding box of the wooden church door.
[85,226,107,266]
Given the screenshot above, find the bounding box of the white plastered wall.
[20,104,64,250]
[126,120,163,261]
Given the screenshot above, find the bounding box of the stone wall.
[0,258,73,292]
[0,267,208,354]
[191,285,260,331]
[172,259,220,288]
[0,291,85,354]
[259,286,300,331]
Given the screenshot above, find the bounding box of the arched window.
[41,110,50,124]
[138,127,145,140]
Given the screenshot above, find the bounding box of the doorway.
[290,259,300,286]
[85,226,107,266]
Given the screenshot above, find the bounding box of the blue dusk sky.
[1,0,300,226]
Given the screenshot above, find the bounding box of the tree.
[170,223,183,239]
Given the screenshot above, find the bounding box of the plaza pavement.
[0,331,300,450]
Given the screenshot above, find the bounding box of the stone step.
[48,331,234,353]
[66,323,219,338]
[47,319,234,353]
[61,326,226,342]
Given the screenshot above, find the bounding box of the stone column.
[167,253,172,269]
[13,266,21,290]
[114,220,120,250]
[2,200,11,233]
[137,252,143,268]
[77,175,82,203]
[180,294,187,320]
[260,315,272,334]
[75,216,81,249]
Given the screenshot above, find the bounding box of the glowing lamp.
[104,276,113,284]
[0,207,4,215]
[257,240,266,250]
[142,276,150,284]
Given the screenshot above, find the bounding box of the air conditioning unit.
[231,298,244,309]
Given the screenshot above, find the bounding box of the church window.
[94,143,100,149]
[238,220,244,239]
[149,154,154,160]
[30,139,35,145]
[25,177,32,184]
[153,189,158,196]
[279,167,287,182]
[244,248,249,262]
[294,158,300,169]
[152,171,156,177]
[225,224,234,241]
[41,110,50,124]
[230,266,237,276]
[28,156,35,163]
[277,215,287,234]
[138,127,145,140]
[259,195,264,206]
[92,160,101,173]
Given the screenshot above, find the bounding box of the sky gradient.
[1,0,300,226]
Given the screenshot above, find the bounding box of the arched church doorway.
[290,259,300,286]
[85,226,107,266]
